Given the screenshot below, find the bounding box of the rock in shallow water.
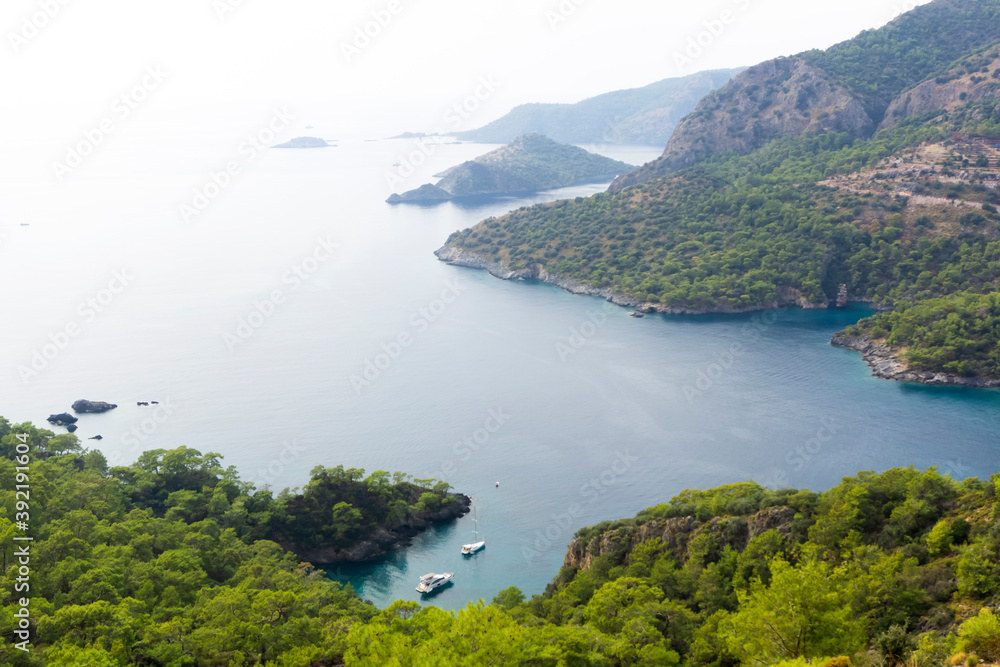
[72,399,118,413]
[47,412,78,425]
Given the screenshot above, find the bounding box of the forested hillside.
[7,419,1000,665]
[0,418,465,666]
[438,0,1000,380]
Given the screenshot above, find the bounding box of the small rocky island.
[47,413,78,428]
[273,136,333,148]
[387,133,633,203]
[72,399,118,413]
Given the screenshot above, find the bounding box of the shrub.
[876,625,917,666]
[958,609,1000,662]
[821,657,853,667]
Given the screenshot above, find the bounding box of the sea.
[2,114,999,611]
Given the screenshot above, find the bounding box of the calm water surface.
[2,130,998,610]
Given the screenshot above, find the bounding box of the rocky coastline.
[286,493,472,565]
[433,245,828,315]
[830,333,1000,388]
[563,506,796,571]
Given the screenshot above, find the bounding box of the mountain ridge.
[456,69,742,146]
[438,0,1000,380]
[610,0,1000,192]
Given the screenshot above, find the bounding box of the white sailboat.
[461,505,486,555]
[416,572,453,593]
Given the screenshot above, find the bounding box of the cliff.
[610,57,876,191]
[562,506,796,572]
[879,50,1000,130]
[609,0,1000,192]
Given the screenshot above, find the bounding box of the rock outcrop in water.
[831,333,1000,388]
[72,399,118,414]
[47,413,78,426]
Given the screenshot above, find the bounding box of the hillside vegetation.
[438,0,1000,377]
[838,291,1000,377]
[0,419,467,666]
[10,418,1000,665]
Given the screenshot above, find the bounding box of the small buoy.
[495,481,500,488]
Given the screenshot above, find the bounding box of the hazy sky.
[2,0,933,143]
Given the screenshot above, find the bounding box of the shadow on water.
[417,580,455,599]
[324,520,461,600]
[513,279,876,330]
[895,380,1000,404]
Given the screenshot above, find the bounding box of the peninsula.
[387,133,633,203]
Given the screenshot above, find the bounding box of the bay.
[2,131,998,612]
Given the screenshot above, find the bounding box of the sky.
[1,0,934,147]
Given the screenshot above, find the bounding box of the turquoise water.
[2,134,999,611]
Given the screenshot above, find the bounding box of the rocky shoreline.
[830,333,1000,388]
[433,245,828,315]
[286,493,472,565]
[563,506,796,571]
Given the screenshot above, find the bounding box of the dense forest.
[0,418,466,666]
[439,0,1000,378]
[801,0,1000,103]
[444,121,1000,311]
[839,291,1000,377]
[5,419,1000,665]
